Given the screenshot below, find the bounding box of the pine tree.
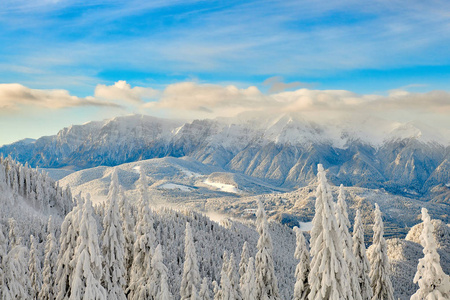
[335,185,362,300]
[199,277,211,300]
[352,210,372,300]
[241,257,257,300]
[118,185,135,286]
[3,237,31,299]
[138,167,152,207]
[29,235,43,299]
[368,203,394,300]
[180,222,201,300]
[69,197,107,300]
[101,169,126,300]
[411,208,450,300]
[149,244,172,300]
[217,251,233,300]
[308,164,350,300]
[255,199,280,300]
[293,227,310,300]
[56,196,83,300]
[0,224,8,299]
[228,252,242,300]
[239,241,249,293]
[127,199,155,299]
[40,216,59,300]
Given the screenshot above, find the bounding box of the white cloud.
[0,83,118,111]
[94,80,160,104]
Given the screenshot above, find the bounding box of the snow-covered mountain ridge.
[1,114,450,201]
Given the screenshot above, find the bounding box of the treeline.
[0,161,449,299]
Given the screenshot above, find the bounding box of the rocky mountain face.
[1,114,449,202]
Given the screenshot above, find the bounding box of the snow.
[298,221,313,231]
[179,168,201,178]
[160,183,193,192]
[204,179,240,194]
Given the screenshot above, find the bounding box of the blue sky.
[1,0,450,144]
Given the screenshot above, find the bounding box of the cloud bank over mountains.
[2,80,450,125]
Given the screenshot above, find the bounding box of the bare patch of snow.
[204,179,240,194]
[160,183,193,192]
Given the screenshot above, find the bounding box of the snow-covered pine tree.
[352,210,372,300]
[255,199,280,300]
[241,257,257,300]
[56,195,83,300]
[368,203,394,300]
[216,250,233,300]
[118,185,135,286]
[40,216,59,300]
[0,223,8,299]
[308,164,350,300]
[239,241,249,292]
[138,166,152,207]
[411,208,450,300]
[29,234,42,299]
[180,222,201,300]
[149,244,172,300]
[70,197,106,300]
[101,169,126,300]
[127,197,155,299]
[8,218,18,248]
[293,227,310,300]
[199,277,211,300]
[2,236,31,299]
[227,252,242,300]
[336,184,362,300]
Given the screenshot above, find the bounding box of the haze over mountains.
[1,113,449,205]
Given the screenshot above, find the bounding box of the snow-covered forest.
[0,157,449,299]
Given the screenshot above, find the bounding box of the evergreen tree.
[69,197,106,300]
[308,164,350,300]
[239,241,249,293]
[40,216,59,300]
[149,244,172,300]
[127,199,155,299]
[199,277,211,300]
[56,196,83,300]
[241,257,257,300]
[118,185,135,286]
[29,235,43,299]
[227,252,242,300]
[293,227,310,300]
[217,251,233,300]
[255,199,280,300]
[368,203,394,300]
[352,210,372,300]
[411,208,450,300]
[180,222,201,300]
[3,237,31,299]
[0,224,8,299]
[101,169,126,300]
[335,185,362,300]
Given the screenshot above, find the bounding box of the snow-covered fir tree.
[255,199,280,300]
[238,241,249,292]
[368,203,394,300]
[2,236,31,299]
[101,169,126,300]
[293,227,310,300]
[216,251,233,300]
[127,201,155,299]
[199,277,211,300]
[352,209,372,300]
[149,244,172,300]
[241,257,257,300]
[180,222,201,300]
[411,208,450,300]
[336,184,362,300]
[40,216,59,300]
[69,197,106,300]
[0,223,7,299]
[29,234,43,299]
[227,252,242,300]
[308,164,351,300]
[118,185,135,286]
[56,195,83,300]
